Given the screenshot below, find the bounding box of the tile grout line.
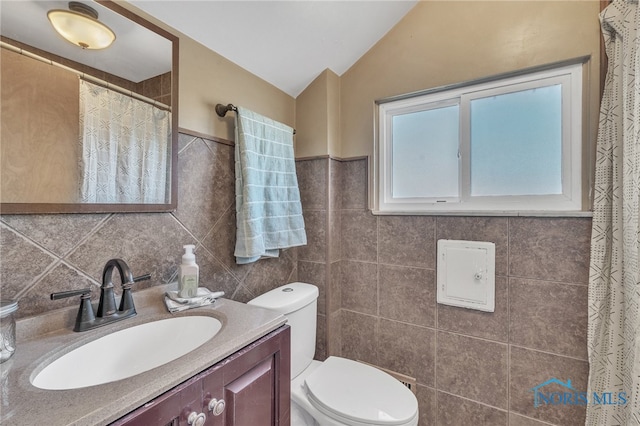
[324,159,332,357]
[177,135,198,155]
[374,210,380,366]
[1,223,80,300]
[507,216,511,424]
[508,343,589,363]
[434,216,441,426]
[437,389,509,414]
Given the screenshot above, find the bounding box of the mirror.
[0,0,178,213]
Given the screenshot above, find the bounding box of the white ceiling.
[129,1,418,97]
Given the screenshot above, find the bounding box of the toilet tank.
[248,282,319,378]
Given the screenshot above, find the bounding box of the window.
[374,61,584,214]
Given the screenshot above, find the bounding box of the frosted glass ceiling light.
[48,2,116,50]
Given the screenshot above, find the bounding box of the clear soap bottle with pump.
[179,245,199,298]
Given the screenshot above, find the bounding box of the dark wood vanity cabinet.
[111,326,291,426]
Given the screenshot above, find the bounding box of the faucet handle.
[118,273,152,312]
[119,284,135,313]
[51,288,92,300]
[51,288,96,332]
[132,273,152,284]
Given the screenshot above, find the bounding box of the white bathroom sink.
[32,316,222,390]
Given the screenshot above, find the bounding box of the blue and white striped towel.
[234,106,307,264]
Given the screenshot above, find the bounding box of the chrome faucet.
[51,259,151,332]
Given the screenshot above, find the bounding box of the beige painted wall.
[118,1,295,143]
[179,37,296,142]
[295,69,341,158]
[296,71,329,158]
[1,49,79,203]
[339,1,601,159]
[326,70,341,157]
[123,0,600,160]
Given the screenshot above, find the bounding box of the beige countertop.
[0,284,287,426]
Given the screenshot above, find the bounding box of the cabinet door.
[112,387,182,426]
[112,326,291,426]
[201,326,291,426]
[111,376,203,426]
[224,357,275,426]
[201,363,224,426]
[199,357,275,426]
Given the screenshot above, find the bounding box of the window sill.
[370,209,593,218]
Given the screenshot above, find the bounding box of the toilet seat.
[304,357,418,426]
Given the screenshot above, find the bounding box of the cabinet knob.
[208,398,226,416]
[187,411,206,426]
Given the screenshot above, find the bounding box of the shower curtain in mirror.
[79,80,170,204]
[587,1,639,424]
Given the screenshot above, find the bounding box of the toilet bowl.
[292,357,418,426]
[248,282,419,426]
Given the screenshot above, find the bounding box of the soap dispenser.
[179,245,199,298]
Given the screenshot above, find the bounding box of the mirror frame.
[0,0,179,214]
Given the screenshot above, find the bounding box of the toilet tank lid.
[247,282,319,314]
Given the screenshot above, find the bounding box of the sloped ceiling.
[129,1,418,98]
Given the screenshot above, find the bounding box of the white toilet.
[248,282,419,426]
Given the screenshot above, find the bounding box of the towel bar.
[215,103,237,117]
[215,103,296,134]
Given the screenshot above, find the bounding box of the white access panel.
[437,239,495,312]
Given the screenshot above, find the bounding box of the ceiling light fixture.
[47,2,116,50]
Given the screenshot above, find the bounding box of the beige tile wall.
[1,142,592,426]
[297,157,592,426]
[0,132,297,318]
[296,157,329,359]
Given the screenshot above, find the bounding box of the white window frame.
[374,61,584,214]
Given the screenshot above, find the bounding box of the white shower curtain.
[79,80,170,204]
[586,1,640,425]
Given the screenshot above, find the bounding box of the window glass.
[375,60,584,213]
[392,105,459,198]
[469,85,563,196]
